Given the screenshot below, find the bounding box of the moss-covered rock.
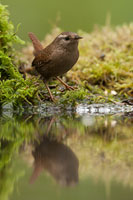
[22,24,133,104]
[0,2,133,106]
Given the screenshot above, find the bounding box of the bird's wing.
[32,50,51,68]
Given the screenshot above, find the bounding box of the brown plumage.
[28,32,82,101]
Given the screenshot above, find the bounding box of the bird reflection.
[30,118,79,187]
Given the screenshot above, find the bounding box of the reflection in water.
[0,110,133,200]
[30,136,79,186]
[29,117,79,187]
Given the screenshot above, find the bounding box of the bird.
[30,136,79,186]
[28,31,82,102]
[29,117,79,186]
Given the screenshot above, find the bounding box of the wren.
[28,31,82,102]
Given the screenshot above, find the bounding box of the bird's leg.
[56,76,75,90]
[46,117,56,135]
[43,80,55,102]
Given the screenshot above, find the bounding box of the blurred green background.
[3,0,133,41]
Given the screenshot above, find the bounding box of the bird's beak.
[74,35,83,40]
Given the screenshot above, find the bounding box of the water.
[0,104,133,200]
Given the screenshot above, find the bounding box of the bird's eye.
[64,36,70,41]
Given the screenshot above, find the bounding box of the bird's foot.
[65,85,75,90]
[50,96,57,103]
[56,76,77,91]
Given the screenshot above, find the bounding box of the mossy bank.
[0,3,133,108]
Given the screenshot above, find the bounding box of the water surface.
[0,104,133,200]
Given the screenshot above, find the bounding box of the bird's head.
[53,32,83,49]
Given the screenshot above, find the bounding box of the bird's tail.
[28,32,43,55]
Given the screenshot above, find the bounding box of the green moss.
[59,88,89,105]
[0,3,38,107]
[67,25,133,97]
[26,25,132,104]
[0,2,132,106]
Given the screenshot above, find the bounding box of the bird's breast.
[52,48,79,75]
[37,48,79,80]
